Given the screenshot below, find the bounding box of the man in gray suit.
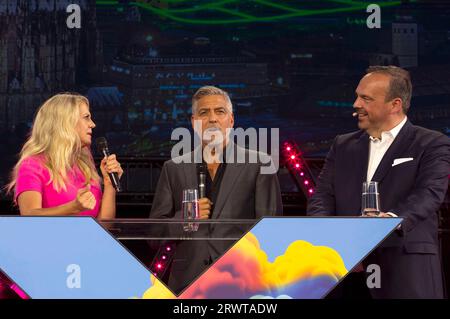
[150,86,282,294]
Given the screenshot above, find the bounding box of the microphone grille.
[198,163,207,174]
[96,137,108,153]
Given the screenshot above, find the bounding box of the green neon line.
[169,0,238,13]
[97,0,403,25]
[213,7,256,19]
[251,0,306,13]
[146,0,194,3]
[328,0,368,5]
[131,1,297,24]
[131,2,245,24]
[329,0,404,5]
[132,1,400,24]
[97,0,119,5]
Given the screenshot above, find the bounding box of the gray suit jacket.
[150,144,283,294]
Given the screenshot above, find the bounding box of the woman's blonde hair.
[7,93,100,194]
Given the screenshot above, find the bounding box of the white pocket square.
[392,157,414,167]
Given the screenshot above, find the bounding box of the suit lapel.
[182,150,199,189]
[182,163,198,189]
[355,131,370,185]
[212,162,245,219]
[371,121,414,183]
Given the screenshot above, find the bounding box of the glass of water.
[182,189,200,232]
[361,181,380,216]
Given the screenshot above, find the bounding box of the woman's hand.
[73,185,96,212]
[100,154,123,188]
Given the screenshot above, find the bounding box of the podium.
[0,216,401,299]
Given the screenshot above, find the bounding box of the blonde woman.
[7,93,123,218]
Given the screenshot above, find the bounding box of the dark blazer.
[308,120,450,298]
[150,144,283,294]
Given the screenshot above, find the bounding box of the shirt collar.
[369,116,407,142]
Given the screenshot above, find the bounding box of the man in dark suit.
[308,66,450,299]
[150,86,283,294]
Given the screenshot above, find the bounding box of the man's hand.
[362,211,393,217]
[198,198,213,219]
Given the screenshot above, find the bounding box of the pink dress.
[15,155,102,217]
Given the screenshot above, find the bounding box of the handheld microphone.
[352,112,358,117]
[198,163,207,199]
[96,137,122,192]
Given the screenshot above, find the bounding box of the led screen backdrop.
[1,0,449,184]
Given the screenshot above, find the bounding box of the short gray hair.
[192,86,233,114]
[366,65,412,114]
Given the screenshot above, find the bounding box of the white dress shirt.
[366,116,407,219]
[367,116,407,182]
